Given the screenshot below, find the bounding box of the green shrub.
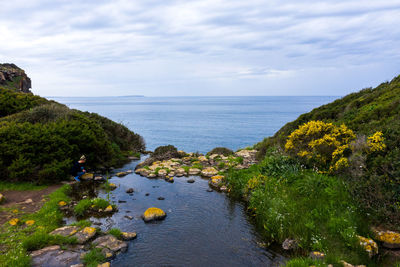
[152,145,180,160]
[0,95,145,183]
[207,147,234,156]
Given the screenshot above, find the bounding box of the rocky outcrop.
[0,63,32,93]
[30,245,81,267]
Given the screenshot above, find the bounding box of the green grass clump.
[108,228,122,239]
[74,198,114,217]
[74,199,93,217]
[22,232,77,251]
[82,248,106,267]
[191,163,203,170]
[206,147,234,156]
[226,152,374,265]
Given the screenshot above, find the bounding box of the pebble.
[145,193,150,196]
[187,179,195,183]
[158,197,165,200]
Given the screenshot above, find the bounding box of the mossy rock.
[142,207,166,222]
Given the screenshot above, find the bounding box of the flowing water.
[54,96,337,266]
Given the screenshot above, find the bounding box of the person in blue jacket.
[71,155,86,182]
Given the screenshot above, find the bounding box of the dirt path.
[0,184,62,225]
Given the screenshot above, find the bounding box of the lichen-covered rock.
[104,205,113,212]
[74,227,97,244]
[209,175,224,189]
[97,262,111,267]
[188,168,201,175]
[198,156,208,162]
[201,167,218,177]
[282,238,298,250]
[373,229,400,249]
[80,173,94,180]
[93,235,128,253]
[121,232,137,241]
[309,251,325,260]
[108,183,117,190]
[175,168,186,176]
[148,173,157,178]
[50,226,80,237]
[157,169,168,177]
[358,235,378,256]
[116,172,128,177]
[142,207,167,222]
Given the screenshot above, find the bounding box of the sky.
[0,0,400,97]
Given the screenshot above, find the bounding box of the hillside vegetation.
[227,74,400,266]
[255,75,400,225]
[0,65,145,183]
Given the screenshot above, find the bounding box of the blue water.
[50,96,337,153]
[56,96,339,266]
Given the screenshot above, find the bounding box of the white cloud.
[0,0,399,96]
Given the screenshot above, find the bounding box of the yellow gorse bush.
[367,131,386,152]
[285,121,356,172]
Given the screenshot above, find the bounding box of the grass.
[0,181,48,191]
[22,232,77,251]
[226,151,376,266]
[82,248,106,267]
[108,228,122,239]
[74,198,115,217]
[0,184,71,267]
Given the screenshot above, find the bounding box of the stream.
[65,158,286,266]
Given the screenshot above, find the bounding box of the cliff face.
[0,63,32,93]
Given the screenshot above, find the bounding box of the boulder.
[188,168,201,175]
[282,238,298,250]
[50,226,80,237]
[30,245,81,267]
[121,232,137,241]
[358,235,378,256]
[157,169,167,177]
[108,183,117,190]
[209,175,224,189]
[116,172,128,177]
[74,227,97,244]
[201,167,218,177]
[92,235,128,253]
[81,173,94,180]
[175,168,186,176]
[104,205,113,212]
[126,188,134,194]
[373,229,400,249]
[142,207,167,222]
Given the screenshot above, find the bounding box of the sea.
[49,96,338,153]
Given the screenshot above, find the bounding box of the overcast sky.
[1,0,399,96]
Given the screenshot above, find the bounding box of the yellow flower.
[367,131,386,152]
[12,209,19,214]
[58,201,67,206]
[9,218,19,226]
[25,220,35,226]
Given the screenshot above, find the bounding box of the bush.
[0,93,145,183]
[285,121,355,172]
[207,147,234,156]
[152,145,180,160]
